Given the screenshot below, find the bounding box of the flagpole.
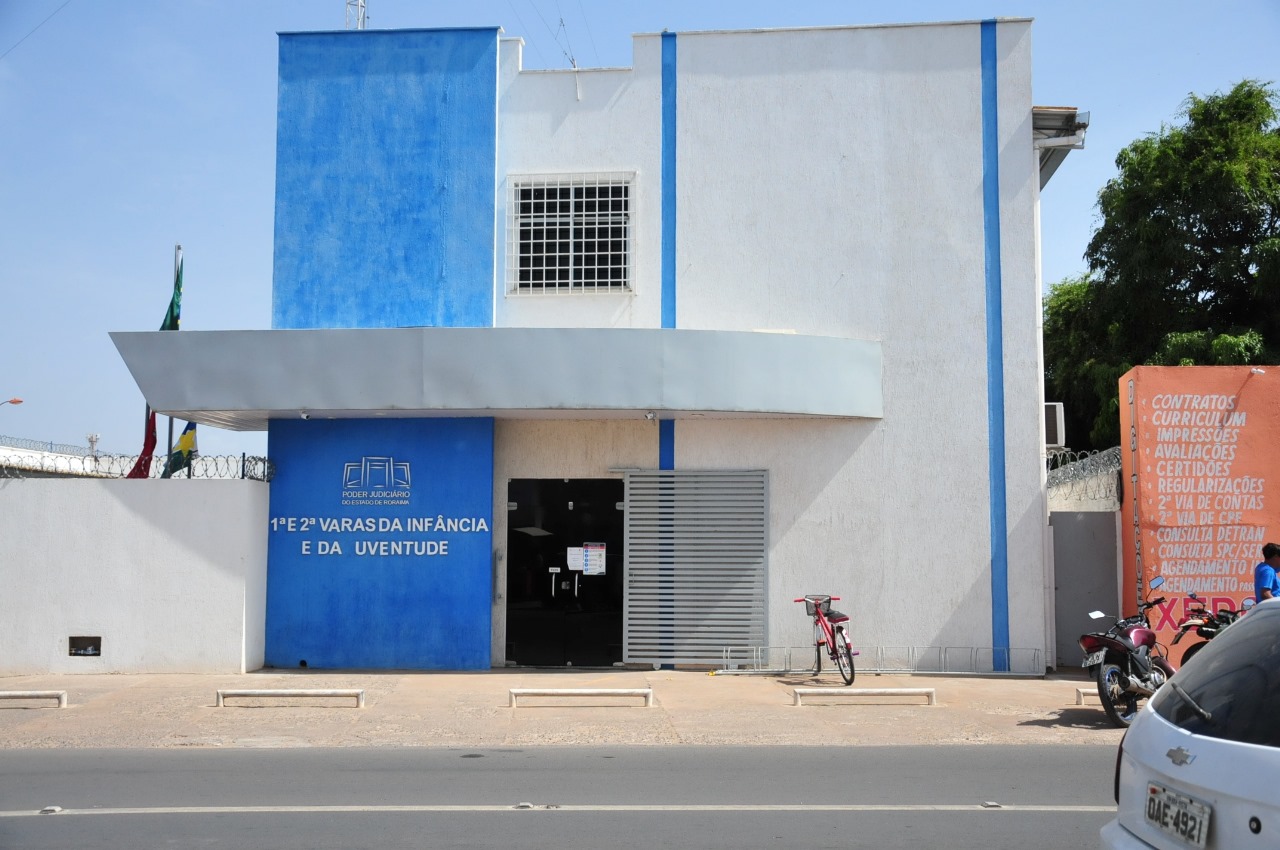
[128,242,184,480]
[145,403,153,475]
[164,244,182,464]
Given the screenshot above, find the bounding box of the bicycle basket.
[804,596,832,616]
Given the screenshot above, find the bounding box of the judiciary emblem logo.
[344,456,411,491]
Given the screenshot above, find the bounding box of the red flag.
[125,410,158,479]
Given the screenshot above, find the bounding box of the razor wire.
[0,452,274,481]
[1046,446,1121,503]
[0,434,98,456]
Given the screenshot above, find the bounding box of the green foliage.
[1147,329,1264,366]
[1210,329,1265,364]
[1149,331,1213,366]
[1043,80,1280,449]
[1043,275,1125,447]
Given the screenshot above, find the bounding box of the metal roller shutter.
[623,470,767,665]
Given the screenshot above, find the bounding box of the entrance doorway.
[506,478,624,667]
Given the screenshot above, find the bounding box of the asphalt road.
[0,745,1118,849]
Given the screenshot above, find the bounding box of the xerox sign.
[264,418,494,670]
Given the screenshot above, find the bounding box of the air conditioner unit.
[1045,402,1066,449]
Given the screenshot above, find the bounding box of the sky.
[1,0,1277,459]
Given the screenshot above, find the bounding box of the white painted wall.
[496,36,663,329]
[493,21,1051,666]
[0,479,268,674]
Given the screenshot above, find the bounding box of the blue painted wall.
[272,29,498,330]
[265,418,494,669]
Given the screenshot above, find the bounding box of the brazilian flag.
[162,421,197,478]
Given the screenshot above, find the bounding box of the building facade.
[111,19,1081,673]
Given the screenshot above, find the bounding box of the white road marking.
[3,803,1117,818]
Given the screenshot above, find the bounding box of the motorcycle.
[1078,576,1175,728]
[1171,592,1255,666]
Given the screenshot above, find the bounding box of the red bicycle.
[795,595,857,684]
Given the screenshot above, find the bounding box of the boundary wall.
[0,478,268,674]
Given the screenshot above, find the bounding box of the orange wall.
[1118,366,1278,664]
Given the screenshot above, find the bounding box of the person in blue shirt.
[1255,542,1280,603]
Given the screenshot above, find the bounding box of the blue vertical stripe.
[658,33,678,668]
[661,32,677,331]
[981,20,1010,669]
[660,33,677,473]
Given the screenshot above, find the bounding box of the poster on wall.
[582,542,606,576]
[566,544,606,574]
[1118,366,1278,660]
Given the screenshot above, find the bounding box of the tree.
[1044,80,1280,449]
[1043,274,1129,449]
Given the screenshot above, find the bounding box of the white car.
[1101,597,1280,849]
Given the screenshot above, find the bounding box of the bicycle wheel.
[812,622,823,676]
[833,627,855,685]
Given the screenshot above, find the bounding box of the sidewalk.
[0,669,1126,749]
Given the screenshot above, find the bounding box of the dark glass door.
[506,479,624,667]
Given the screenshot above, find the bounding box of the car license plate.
[1145,783,1211,848]
[1083,650,1104,667]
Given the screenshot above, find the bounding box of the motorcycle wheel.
[1180,641,1208,666]
[1097,661,1140,728]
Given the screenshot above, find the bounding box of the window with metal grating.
[623,470,768,665]
[507,174,632,293]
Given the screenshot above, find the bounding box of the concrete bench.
[508,688,654,708]
[792,687,936,706]
[215,689,365,708]
[1075,687,1101,705]
[0,690,68,708]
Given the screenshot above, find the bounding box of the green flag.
[160,244,182,331]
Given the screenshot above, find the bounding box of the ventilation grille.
[623,470,768,665]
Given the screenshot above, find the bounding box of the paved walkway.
[0,669,1124,749]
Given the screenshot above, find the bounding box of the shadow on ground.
[1018,707,1121,731]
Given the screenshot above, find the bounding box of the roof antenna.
[346,0,366,30]
[556,17,577,69]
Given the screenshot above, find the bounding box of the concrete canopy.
[111,327,883,431]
